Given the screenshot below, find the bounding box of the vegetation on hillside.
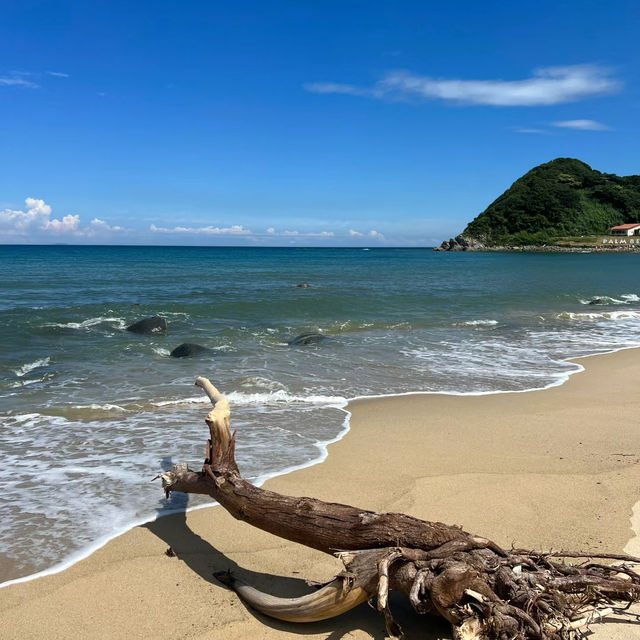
[463,158,640,246]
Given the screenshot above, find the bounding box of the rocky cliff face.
[435,235,486,251]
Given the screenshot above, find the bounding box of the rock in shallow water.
[126,315,167,334]
[170,343,210,358]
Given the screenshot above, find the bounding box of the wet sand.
[2,348,640,638]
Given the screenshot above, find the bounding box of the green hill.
[459,158,640,247]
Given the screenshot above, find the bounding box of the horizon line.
[0,243,437,249]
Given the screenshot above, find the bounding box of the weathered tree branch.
[161,377,469,554]
[159,378,640,639]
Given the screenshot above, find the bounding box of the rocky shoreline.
[435,235,640,253]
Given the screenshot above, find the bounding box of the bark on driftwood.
[158,377,640,639]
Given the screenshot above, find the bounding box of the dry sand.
[2,348,640,638]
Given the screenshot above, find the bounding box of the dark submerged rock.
[170,343,210,358]
[288,332,326,346]
[296,282,311,288]
[126,315,167,334]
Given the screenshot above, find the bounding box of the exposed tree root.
[158,378,640,639]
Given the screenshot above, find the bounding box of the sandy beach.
[2,348,640,639]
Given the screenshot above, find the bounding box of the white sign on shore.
[602,238,640,245]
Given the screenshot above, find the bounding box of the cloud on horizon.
[304,64,621,107]
[150,223,252,235]
[150,224,339,239]
[0,198,123,238]
[349,229,386,239]
[0,199,400,245]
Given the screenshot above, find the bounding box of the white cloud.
[25,197,51,215]
[0,70,69,86]
[348,229,385,240]
[43,214,80,233]
[0,201,388,245]
[0,197,124,239]
[515,128,549,134]
[261,228,335,238]
[0,197,52,232]
[303,82,373,97]
[150,223,251,235]
[147,223,339,241]
[0,73,38,88]
[551,119,610,130]
[89,218,123,232]
[305,64,621,107]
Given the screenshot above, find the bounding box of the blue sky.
[1,0,638,246]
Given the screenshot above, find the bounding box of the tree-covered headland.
[459,158,640,247]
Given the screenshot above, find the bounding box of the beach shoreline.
[0,344,596,590]
[2,347,640,638]
[0,344,593,590]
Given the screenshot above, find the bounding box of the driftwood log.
[158,377,640,639]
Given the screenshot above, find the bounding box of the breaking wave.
[579,293,640,305]
[558,310,640,321]
[14,357,50,377]
[454,319,499,327]
[152,390,347,408]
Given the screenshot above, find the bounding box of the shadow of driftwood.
[145,458,451,639]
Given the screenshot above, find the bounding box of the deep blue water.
[2,245,640,582]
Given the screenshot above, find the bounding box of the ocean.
[2,245,640,584]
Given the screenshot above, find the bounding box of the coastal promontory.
[438,158,640,251]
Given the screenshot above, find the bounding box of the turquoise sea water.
[2,245,640,583]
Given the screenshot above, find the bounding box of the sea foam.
[14,357,50,377]
[579,293,640,305]
[153,390,347,408]
[44,316,126,330]
[558,310,640,321]
[454,319,499,327]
